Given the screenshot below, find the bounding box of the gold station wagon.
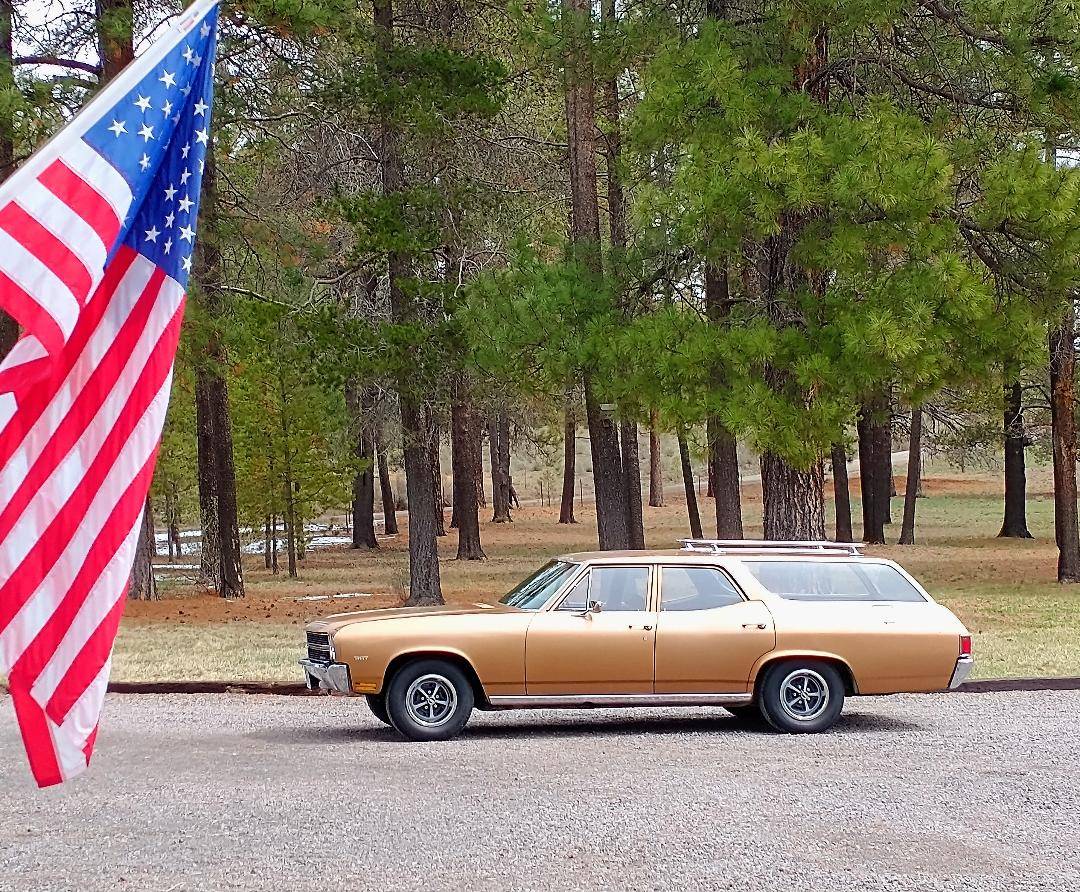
[300,540,974,738]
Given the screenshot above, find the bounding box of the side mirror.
[575,600,602,618]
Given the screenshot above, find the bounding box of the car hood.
[306,602,520,634]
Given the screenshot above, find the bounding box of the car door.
[524,564,656,695]
[653,564,775,694]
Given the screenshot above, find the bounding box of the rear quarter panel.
[332,611,533,696]
[759,599,967,694]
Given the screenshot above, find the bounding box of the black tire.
[758,660,845,733]
[723,704,764,724]
[365,694,392,727]
[384,659,475,741]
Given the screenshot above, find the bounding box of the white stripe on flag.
[28,373,174,706]
[0,256,155,505]
[0,228,81,339]
[15,180,109,277]
[56,140,133,225]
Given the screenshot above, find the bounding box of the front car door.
[524,564,656,695]
[653,564,775,694]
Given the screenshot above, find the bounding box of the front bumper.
[948,654,975,689]
[299,659,353,694]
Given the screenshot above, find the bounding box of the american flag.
[0,0,219,787]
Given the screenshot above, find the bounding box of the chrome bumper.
[948,654,975,689]
[299,659,353,694]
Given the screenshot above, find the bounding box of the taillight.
[959,635,972,656]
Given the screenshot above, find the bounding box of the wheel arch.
[382,649,490,707]
[751,651,859,697]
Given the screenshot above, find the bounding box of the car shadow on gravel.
[247,710,919,746]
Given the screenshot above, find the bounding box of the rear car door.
[524,564,656,695]
[653,565,775,694]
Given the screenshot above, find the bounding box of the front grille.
[306,631,333,663]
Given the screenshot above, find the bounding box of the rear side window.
[742,560,925,602]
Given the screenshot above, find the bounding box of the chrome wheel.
[779,668,830,722]
[405,674,458,727]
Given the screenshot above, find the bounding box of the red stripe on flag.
[0,280,179,632]
[0,202,94,304]
[83,723,99,764]
[0,247,137,447]
[0,269,66,358]
[45,578,129,727]
[37,160,121,249]
[0,262,165,552]
[13,442,165,722]
[8,684,64,788]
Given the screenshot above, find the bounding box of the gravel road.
[0,690,1076,892]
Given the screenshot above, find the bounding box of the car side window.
[742,560,926,602]
[558,574,590,611]
[661,566,743,611]
[559,566,650,611]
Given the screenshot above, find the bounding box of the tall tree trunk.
[620,420,645,548]
[678,429,703,539]
[376,436,398,535]
[127,497,157,601]
[584,383,629,549]
[761,453,826,541]
[704,265,743,538]
[429,418,446,537]
[489,415,511,522]
[830,442,853,543]
[264,516,272,569]
[270,513,279,574]
[648,409,664,507]
[99,0,166,596]
[347,384,379,549]
[451,395,485,560]
[95,0,133,81]
[0,0,18,358]
[559,395,577,523]
[564,0,628,550]
[898,407,922,545]
[857,399,886,544]
[999,377,1032,538]
[1049,312,1080,582]
[474,440,486,508]
[708,418,743,539]
[600,0,643,549]
[375,0,441,604]
[878,408,894,524]
[192,144,243,598]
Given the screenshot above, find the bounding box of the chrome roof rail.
[677,538,866,557]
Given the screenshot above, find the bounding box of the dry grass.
[110,463,1080,683]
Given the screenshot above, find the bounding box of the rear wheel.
[365,694,392,727]
[759,660,844,733]
[385,659,474,741]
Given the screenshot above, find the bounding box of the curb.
[952,676,1080,693]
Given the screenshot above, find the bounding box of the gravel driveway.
[0,690,1076,892]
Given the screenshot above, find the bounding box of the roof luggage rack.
[678,539,866,557]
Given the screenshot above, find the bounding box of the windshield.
[499,560,576,609]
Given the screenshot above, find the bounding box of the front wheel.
[759,660,845,733]
[365,694,392,726]
[385,659,475,741]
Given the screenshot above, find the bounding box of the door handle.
[742,623,767,630]
[629,624,653,631]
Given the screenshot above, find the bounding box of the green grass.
[100,476,1080,683]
